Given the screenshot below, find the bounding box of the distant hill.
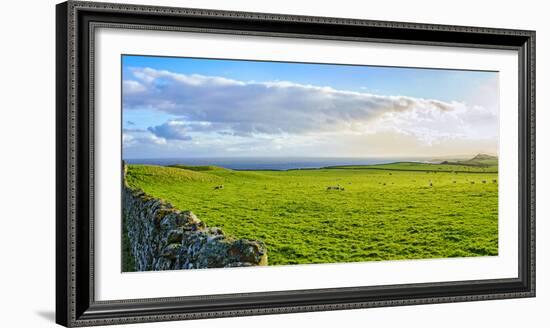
[441,154,498,168]
[471,154,498,161]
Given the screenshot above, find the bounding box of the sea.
[124,157,431,171]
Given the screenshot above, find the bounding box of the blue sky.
[123,55,495,102]
[122,55,499,159]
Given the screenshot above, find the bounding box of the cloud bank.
[122,67,499,158]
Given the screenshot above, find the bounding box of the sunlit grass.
[125,162,498,266]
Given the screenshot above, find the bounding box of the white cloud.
[122,67,499,157]
[123,129,166,147]
[123,68,477,134]
[123,80,146,94]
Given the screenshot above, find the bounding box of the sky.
[122,55,499,159]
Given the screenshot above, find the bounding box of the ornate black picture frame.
[56,1,535,326]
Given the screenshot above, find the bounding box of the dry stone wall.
[122,164,268,271]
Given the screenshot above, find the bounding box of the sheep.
[213,185,224,190]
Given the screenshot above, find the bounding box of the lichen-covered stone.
[122,163,268,271]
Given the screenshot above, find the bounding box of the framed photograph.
[56,1,535,326]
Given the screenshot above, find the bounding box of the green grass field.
[125,159,499,266]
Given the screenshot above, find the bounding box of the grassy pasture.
[326,162,497,173]
[125,162,498,266]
